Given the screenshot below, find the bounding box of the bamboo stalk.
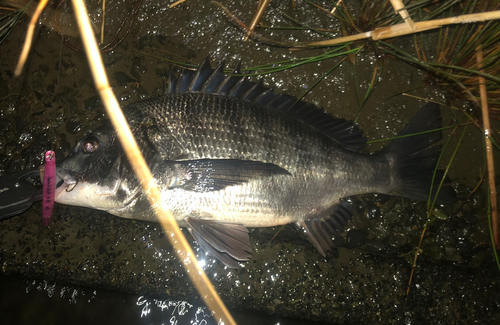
[389,0,415,31]
[244,0,270,41]
[305,11,500,47]
[476,45,499,250]
[14,0,49,76]
[70,0,236,324]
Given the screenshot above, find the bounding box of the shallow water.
[1,274,333,325]
[0,1,499,324]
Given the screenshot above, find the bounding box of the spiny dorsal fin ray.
[167,68,177,94]
[218,62,242,96]
[188,58,214,92]
[228,77,254,98]
[170,57,366,152]
[242,79,267,102]
[202,60,226,93]
[177,67,196,93]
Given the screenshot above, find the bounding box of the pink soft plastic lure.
[42,150,56,226]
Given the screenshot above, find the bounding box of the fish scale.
[139,94,345,219]
[129,94,335,170]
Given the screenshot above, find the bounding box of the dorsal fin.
[168,57,366,152]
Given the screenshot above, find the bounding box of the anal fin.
[298,202,354,256]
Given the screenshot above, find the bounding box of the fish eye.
[81,136,100,154]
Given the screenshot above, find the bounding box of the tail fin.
[382,103,456,205]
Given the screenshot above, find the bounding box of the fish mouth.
[51,167,82,197]
[51,164,131,211]
[56,167,83,192]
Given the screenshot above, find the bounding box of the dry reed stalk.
[389,0,415,30]
[14,0,49,76]
[244,0,270,41]
[305,11,500,47]
[100,0,105,44]
[476,46,499,250]
[169,0,187,8]
[213,0,298,47]
[70,0,236,323]
[330,0,343,15]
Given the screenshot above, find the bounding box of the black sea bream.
[54,58,455,267]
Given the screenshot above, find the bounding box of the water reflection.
[137,296,215,324]
[1,274,326,325]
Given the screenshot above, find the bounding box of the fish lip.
[55,167,82,193]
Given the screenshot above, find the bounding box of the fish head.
[54,127,140,214]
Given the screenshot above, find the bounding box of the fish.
[53,58,456,267]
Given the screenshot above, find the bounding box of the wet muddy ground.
[1,1,499,324]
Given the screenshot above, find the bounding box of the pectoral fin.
[298,202,354,256]
[185,216,251,268]
[168,159,290,192]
